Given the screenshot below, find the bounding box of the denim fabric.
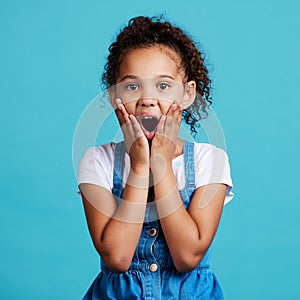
[83,141,224,300]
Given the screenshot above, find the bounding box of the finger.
[115,98,122,110]
[164,113,180,140]
[165,102,181,128]
[165,102,177,127]
[129,114,144,138]
[166,101,177,116]
[114,98,129,125]
[115,107,125,125]
[156,115,166,135]
[122,123,135,152]
[167,100,182,124]
[174,103,183,124]
[119,103,130,123]
[123,116,146,153]
[165,115,176,133]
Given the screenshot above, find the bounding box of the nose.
[136,82,158,107]
[137,85,158,107]
[137,98,157,107]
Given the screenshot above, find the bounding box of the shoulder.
[191,142,234,205]
[192,141,230,173]
[193,142,218,154]
[193,142,229,162]
[77,142,117,187]
[83,142,117,161]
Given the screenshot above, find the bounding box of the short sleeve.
[77,144,115,193]
[194,143,234,205]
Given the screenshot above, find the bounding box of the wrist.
[127,169,149,189]
[151,155,172,176]
[151,165,174,188]
[130,163,149,177]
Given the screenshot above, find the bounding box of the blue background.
[1,0,299,299]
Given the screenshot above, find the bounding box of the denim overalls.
[83,141,224,300]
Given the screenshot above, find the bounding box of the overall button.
[149,228,157,237]
[149,263,158,272]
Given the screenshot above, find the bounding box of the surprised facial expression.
[112,46,196,138]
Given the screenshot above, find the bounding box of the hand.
[150,101,183,173]
[114,98,150,175]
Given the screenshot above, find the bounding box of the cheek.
[123,101,137,114]
[160,102,172,114]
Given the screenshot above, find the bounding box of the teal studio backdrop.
[1,0,299,299]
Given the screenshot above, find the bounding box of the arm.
[153,175,227,273]
[80,101,150,273]
[80,171,148,272]
[151,103,227,273]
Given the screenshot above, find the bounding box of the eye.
[126,83,139,91]
[158,82,171,91]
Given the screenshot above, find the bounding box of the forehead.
[117,46,185,82]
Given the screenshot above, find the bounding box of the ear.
[182,81,196,109]
[108,85,117,109]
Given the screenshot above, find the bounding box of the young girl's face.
[115,46,195,124]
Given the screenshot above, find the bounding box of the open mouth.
[139,115,159,132]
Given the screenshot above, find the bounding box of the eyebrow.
[119,74,176,81]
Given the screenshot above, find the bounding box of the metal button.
[149,263,158,272]
[149,228,157,237]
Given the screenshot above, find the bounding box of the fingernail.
[172,104,177,111]
[115,98,122,110]
[129,114,134,120]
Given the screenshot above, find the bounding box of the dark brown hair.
[102,16,212,134]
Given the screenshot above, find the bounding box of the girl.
[78,16,234,299]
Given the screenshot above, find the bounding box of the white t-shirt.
[78,142,234,205]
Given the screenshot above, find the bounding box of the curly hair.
[102,16,212,134]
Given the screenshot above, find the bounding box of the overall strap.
[113,141,125,190]
[183,140,212,268]
[183,140,196,188]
